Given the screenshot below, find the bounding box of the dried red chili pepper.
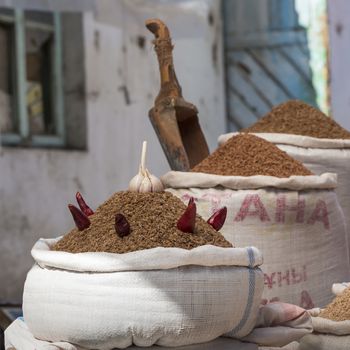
[115,214,131,237]
[177,201,196,233]
[188,197,194,205]
[207,207,227,231]
[76,192,94,216]
[68,204,91,230]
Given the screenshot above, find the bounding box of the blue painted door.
[223,0,317,130]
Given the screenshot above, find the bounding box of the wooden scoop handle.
[145,19,182,103]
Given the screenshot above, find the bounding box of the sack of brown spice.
[22,142,265,349]
[299,283,350,349]
[162,133,350,309]
[220,100,350,258]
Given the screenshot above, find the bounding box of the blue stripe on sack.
[230,247,256,336]
[247,246,255,268]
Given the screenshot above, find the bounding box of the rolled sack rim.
[161,171,337,191]
[218,132,350,149]
[31,237,263,273]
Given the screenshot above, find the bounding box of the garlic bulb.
[128,141,164,192]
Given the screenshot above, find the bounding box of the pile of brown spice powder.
[242,100,350,139]
[191,134,313,177]
[52,191,232,254]
[319,287,350,321]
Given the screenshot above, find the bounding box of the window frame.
[0,8,65,148]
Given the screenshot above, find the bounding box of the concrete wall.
[328,0,350,130]
[0,0,226,303]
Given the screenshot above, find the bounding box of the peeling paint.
[86,90,100,101]
[118,85,131,105]
[212,41,218,69]
[94,29,100,51]
[137,35,146,50]
[208,11,214,26]
[335,22,343,36]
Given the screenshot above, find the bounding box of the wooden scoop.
[146,18,209,171]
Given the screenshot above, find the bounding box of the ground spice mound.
[243,100,350,139]
[319,287,350,321]
[192,134,313,177]
[52,191,232,254]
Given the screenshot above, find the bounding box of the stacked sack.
[299,283,350,349]
[219,100,350,253]
[162,134,350,308]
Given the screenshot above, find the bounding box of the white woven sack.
[4,319,259,350]
[162,171,350,308]
[23,238,264,350]
[219,132,350,253]
[298,283,350,349]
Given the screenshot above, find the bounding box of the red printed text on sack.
[264,265,307,289]
[233,194,330,229]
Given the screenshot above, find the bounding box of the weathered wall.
[328,0,350,129]
[0,0,226,303]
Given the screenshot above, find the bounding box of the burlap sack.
[23,238,264,349]
[219,132,350,254]
[162,171,350,308]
